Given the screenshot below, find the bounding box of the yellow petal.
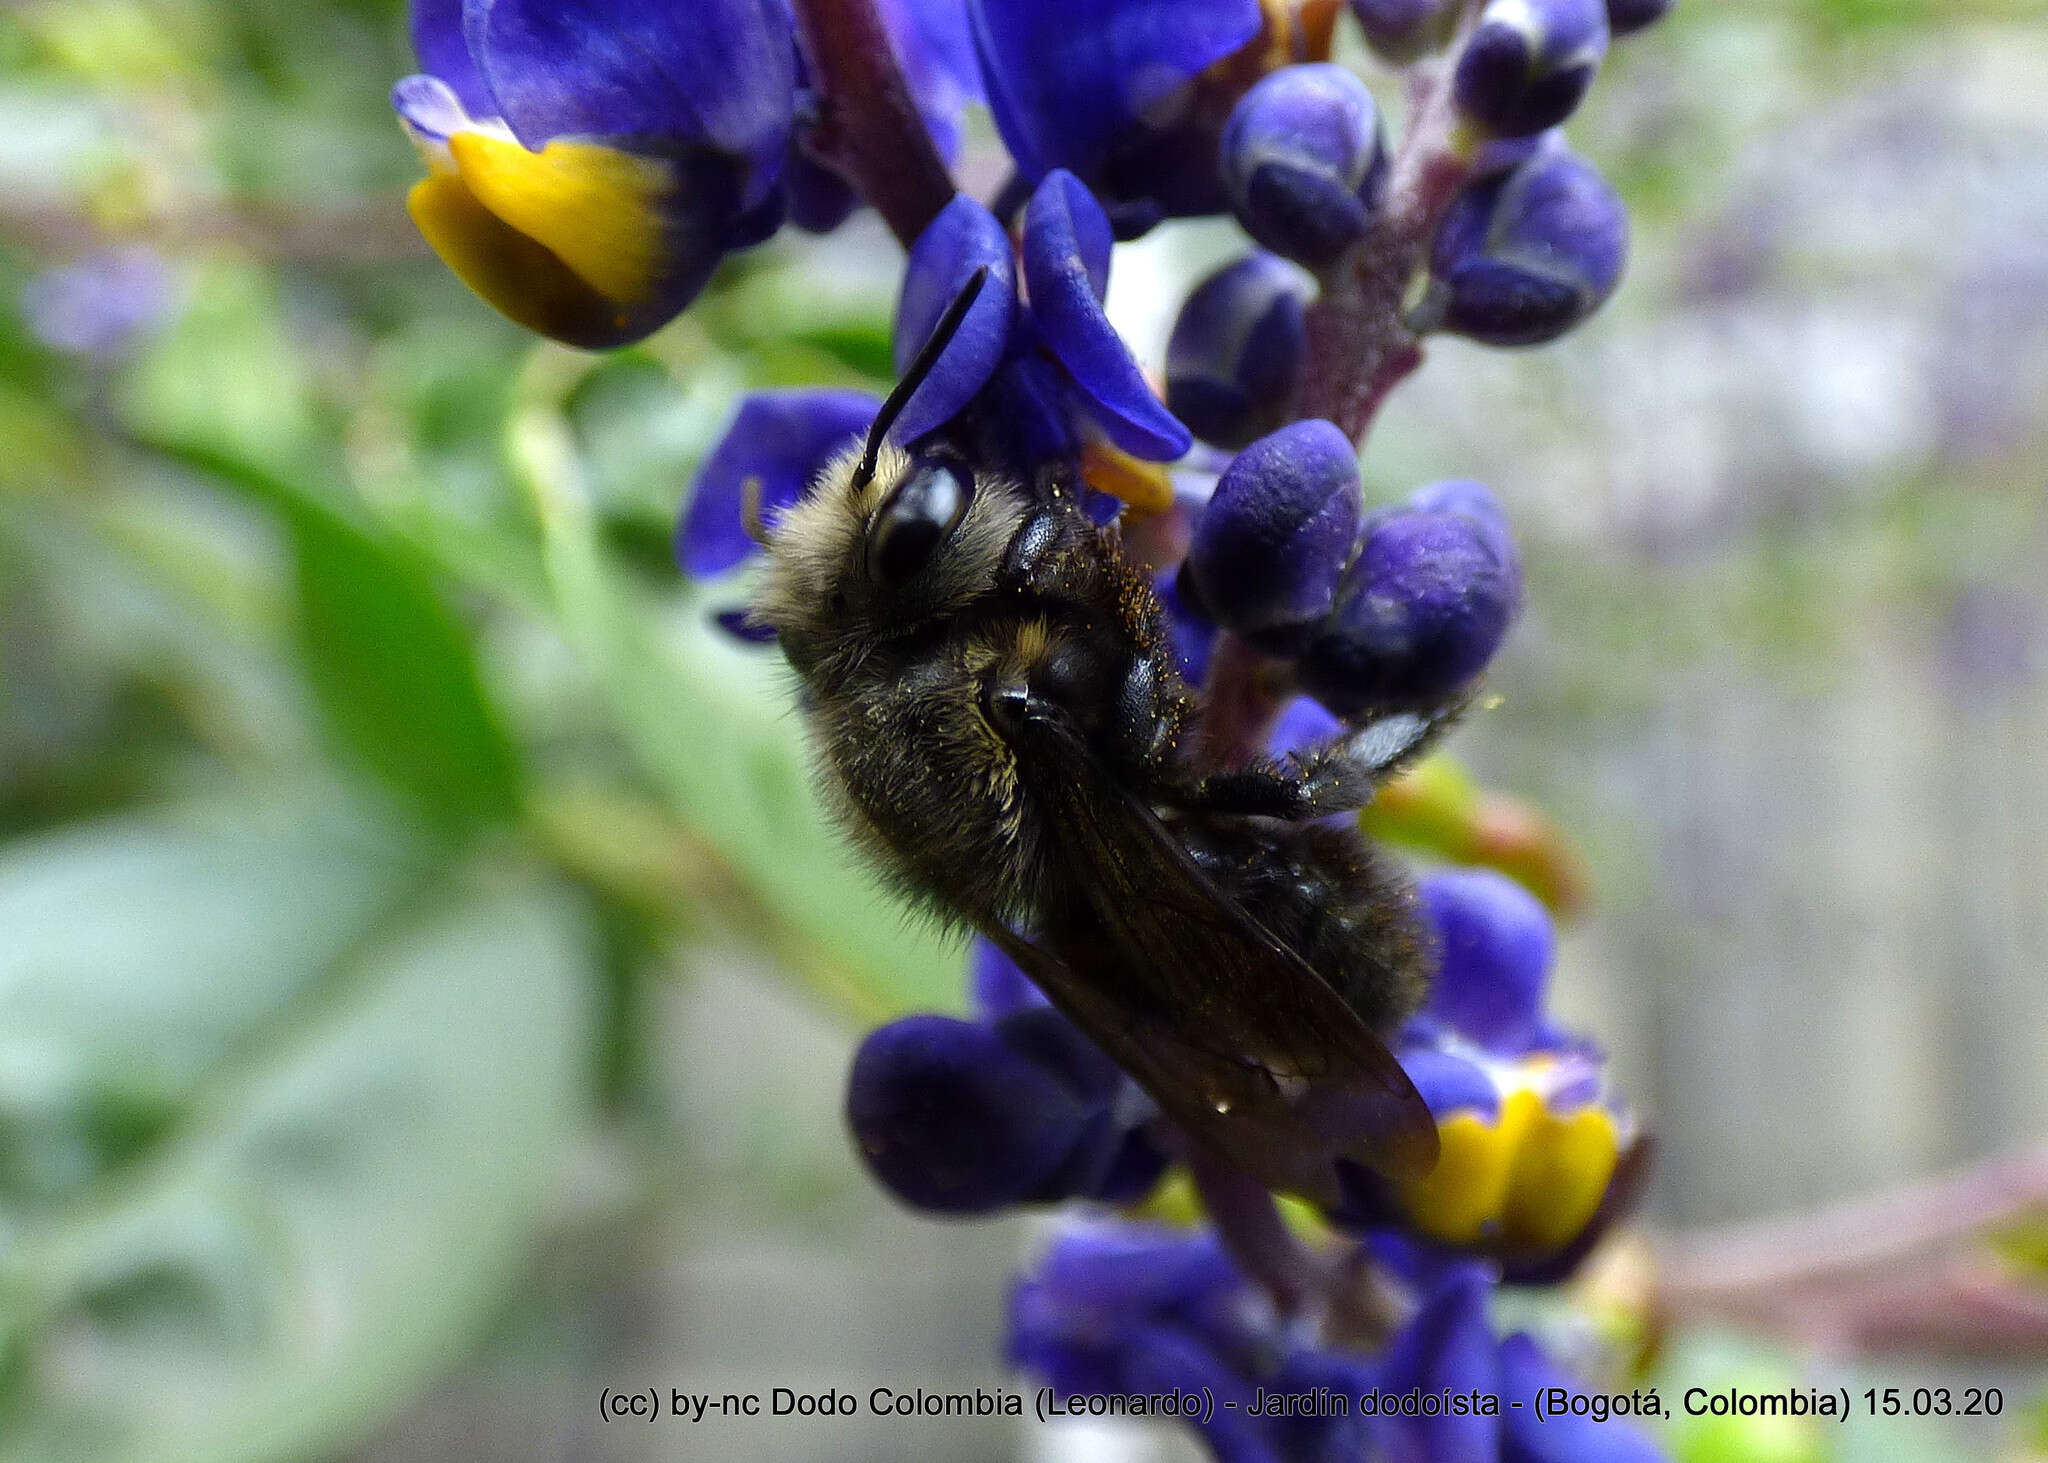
[1081,440,1176,515]
[446,130,671,306]
[1397,1095,1531,1246]
[408,172,624,345]
[1501,1103,1619,1254]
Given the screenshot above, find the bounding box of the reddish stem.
[787,0,957,249]
[1652,1143,2048,1357]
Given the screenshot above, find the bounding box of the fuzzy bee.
[750,273,1450,1204]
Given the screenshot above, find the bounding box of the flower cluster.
[1011,1221,1667,1463]
[391,0,1675,1459]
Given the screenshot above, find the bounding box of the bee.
[750,272,1449,1203]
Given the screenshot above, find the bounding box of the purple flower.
[1327,868,1647,1275]
[20,246,178,359]
[679,170,1191,606]
[969,0,1265,236]
[1009,1220,1673,1463]
[1185,419,1364,653]
[1453,0,1609,140]
[393,0,795,346]
[1221,64,1389,269]
[1421,138,1629,347]
[1166,252,1312,452]
[1297,478,1523,715]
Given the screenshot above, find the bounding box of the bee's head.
[749,268,1028,677]
[752,437,1027,678]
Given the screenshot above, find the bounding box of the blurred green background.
[0,1,2043,1460]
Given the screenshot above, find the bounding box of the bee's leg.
[1176,702,1463,819]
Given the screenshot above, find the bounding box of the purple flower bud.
[1453,0,1609,139]
[1186,420,1364,653]
[1422,141,1627,347]
[1605,0,1674,36]
[1165,252,1311,451]
[846,1015,1098,1214]
[1298,487,1522,713]
[1349,0,1457,62]
[1410,476,1518,566]
[1419,868,1555,1052]
[1221,65,1389,269]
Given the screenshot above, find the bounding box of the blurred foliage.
[0,0,2040,1459]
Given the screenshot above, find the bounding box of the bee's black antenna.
[854,265,991,488]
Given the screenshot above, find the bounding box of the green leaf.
[138,440,525,836]
[290,502,524,833]
[0,799,598,1463]
[508,379,959,1021]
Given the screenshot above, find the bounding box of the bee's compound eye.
[869,458,975,587]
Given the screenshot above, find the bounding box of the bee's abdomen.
[1182,817,1430,1036]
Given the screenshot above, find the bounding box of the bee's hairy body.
[758,444,1426,1050]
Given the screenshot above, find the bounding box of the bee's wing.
[993,706,1439,1203]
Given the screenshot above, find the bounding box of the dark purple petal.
[1299,501,1522,713]
[411,0,494,116]
[676,389,879,576]
[782,145,862,234]
[968,0,1261,213]
[1499,1333,1670,1461]
[1089,1129,1170,1204]
[1186,419,1362,650]
[1166,251,1311,451]
[1453,0,1609,139]
[1350,0,1457,61]
[1023,173,1191,460]
[466,0,795,193]
[890,195,1019,444]
[1221,64,1388,268]
[1420,869,1555,1052]
[846,1014,1096,1214]
[1427,142,1628,347]
[1604,0,1673,36]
